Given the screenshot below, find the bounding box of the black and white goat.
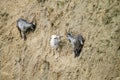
[17,18,36,40]
[67,33,85,57]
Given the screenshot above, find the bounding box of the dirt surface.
[0,0,120,80]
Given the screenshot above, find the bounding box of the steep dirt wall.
[0,0,120,80]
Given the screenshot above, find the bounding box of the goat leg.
[23,32,27,41]
[17,27,22,38]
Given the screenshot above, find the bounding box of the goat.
[66,33,85,58]
[17,18,36,40]
[50,35,61,50]
[50,35,62,58]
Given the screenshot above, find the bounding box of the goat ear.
[30,20,34,24]
[31,15,37,25]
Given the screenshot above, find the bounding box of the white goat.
[50,35,61,58]
[50,35,61,50]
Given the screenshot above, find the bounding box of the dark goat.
[67,33,85,58]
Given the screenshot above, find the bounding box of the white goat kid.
[50,35,61,58]
[50,35,61,50]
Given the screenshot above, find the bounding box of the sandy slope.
[0,0,120,80]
